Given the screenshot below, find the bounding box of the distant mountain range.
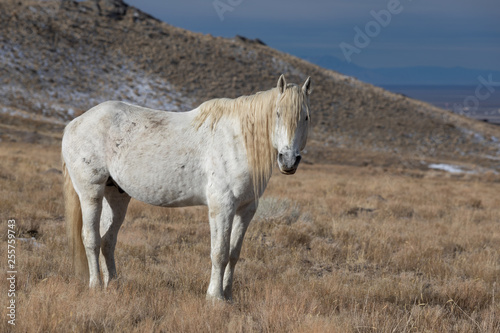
[302,55,500,86]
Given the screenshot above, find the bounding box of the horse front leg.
[223,201,257,301]
[206,197,236,301]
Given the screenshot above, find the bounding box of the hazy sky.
[125,0,500,71]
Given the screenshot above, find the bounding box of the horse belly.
[109,143,208,208]
[105,109,209,207]
[116,167,207,207]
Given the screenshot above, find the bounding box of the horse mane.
[193,84,305,198]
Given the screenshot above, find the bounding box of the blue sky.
[125,0,500,71]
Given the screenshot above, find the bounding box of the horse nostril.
[295,155,302,166]
[278,153,284,163]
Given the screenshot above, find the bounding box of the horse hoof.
[206,293,227,303]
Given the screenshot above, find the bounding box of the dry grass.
[1,141,500,332]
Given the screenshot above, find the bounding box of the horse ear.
[277,74,287,94]
[302,76,312,96]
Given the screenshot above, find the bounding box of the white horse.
[62,74,312,301]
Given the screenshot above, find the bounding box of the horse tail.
[62,159,89,281]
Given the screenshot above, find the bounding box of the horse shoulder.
[204,116,254,202]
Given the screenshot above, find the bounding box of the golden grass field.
[1,141,500,332]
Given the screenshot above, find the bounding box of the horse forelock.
[193,84,305,198]
[277,84,307,142]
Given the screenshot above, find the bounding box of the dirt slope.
[1,0,499,169]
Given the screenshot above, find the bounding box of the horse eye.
[305,115,309,121]
[277,111,280,118]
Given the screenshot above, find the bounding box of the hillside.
[1,0,500,170]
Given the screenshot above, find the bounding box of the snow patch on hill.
[0,40,195,125]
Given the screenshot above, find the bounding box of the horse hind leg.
[79,184,106,289]
[99,183,131,287]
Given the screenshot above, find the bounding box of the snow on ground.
[0,39,196,125]
[428,163,471,174]
[428,163,499,175]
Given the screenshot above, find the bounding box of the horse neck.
[193,88,279,199]
[237,88,278,198]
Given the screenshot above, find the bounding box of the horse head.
[273,75,312,175]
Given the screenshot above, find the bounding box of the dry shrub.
[383,202,415,219]
[255,196,301,225]
[274,225,312,248]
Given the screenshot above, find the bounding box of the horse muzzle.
[278,152,301,175]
